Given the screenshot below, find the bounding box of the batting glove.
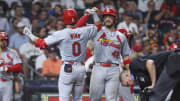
[0,66,8,72]
[23,24,37,42]
[85,8,96,15]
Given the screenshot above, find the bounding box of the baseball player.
[23,8,101,101]
[89,8,131,101]
[0,32,22,101]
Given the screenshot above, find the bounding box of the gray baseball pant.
[90,65,120,101]
[58,62,86,101]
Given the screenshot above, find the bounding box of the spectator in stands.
[36,48,48,73]
[19,39,43,63]
[42,46,62,80]
[151,44,159,54]
[9,17,20,36]
[0,1,9,15]
[160,0,177,16]
[143,0,159,24]
[117,0,127,20]
[84,0,95,8]
[9,21,29,52]
[46,18,56,35]
[48,4,63,20]
[0,6,10,33]
[155,3,176,34]
[31,18,40,33]
[117,11,139,47]
[126,1,143,23]
[142,37,151,56]
[117,11,138,35]
[2,0,22,8]
[100,0,115,11]
[39,10,48,28]
[55,20,64,31]
[25,2,41,20]
[13,5,30,25]
[60,0,85,9]
[137,0,164,12]
[163,24,180,49]
[131,44,144,58]
[144,23,159,45]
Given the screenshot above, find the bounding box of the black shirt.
[130,50,172,89]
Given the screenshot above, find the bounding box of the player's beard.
[105,23,114,28]
[104,20,114,29]
[0,43,8,50]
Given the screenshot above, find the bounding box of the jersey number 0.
[72,42,81,56]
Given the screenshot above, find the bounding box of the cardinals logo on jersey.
[97,33,122,49]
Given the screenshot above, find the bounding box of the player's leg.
[149,67,179,101]
[0,81,3,101]
[72,64,86,101]
[105,67,120,101]
[3,81,13,101]
[117,83,134,101]
[58,64,74,101]
[90,66,105,101]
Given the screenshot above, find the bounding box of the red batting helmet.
[63,9,78,25]
[0,32,8,40]
[103,8,117,22]
[168,43,180,50]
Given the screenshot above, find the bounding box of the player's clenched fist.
[85,7,98,15]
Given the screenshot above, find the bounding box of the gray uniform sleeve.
[82,25,98,40]
[44,29,68,45]
[121,35,131,56]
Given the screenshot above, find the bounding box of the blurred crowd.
[0,0,179,100]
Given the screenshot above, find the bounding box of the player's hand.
[85,7,97,15]
[23,24,32,36]
[145,85,154,89]
[23,24,37,41]
[0,66,8,72]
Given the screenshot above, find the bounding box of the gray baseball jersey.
[90,27,131,101]
[45,25,98,62]
[93,27,131,64]
[0,48,22,80]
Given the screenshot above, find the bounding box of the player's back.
[58,26,97,62]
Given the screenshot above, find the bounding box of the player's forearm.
[75,13,90,27]
[93,13,102,31]
[122,56,131,70]
[7,63,22,73]
[146,60,156,87]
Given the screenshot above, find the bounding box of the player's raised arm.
[75,7,101,31]
[23,25,67,49]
